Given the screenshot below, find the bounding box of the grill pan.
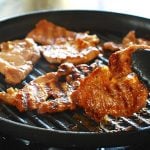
[0,10,150,148]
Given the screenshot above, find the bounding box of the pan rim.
[0,9,150,22]
[0,10,150,147]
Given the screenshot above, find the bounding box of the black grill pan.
[0,10,150,147]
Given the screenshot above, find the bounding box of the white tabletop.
[0,0,149,20]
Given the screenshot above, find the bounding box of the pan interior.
[0,10,150,147]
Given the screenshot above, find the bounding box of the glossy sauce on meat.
[27,19,101,65]
[71,46,149,121]
[0,38,40,84]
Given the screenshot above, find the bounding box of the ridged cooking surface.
[0,32,150,134]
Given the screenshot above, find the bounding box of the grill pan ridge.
[0,10,150,147]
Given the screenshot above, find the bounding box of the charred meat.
[0,67,75,113]
[0,46,148,122]
[0,62,95,113]
[71,45,149,121]
[0,20,149,122]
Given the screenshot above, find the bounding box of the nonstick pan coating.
[0,10,150,147]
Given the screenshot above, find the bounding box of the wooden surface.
[0,0,149,20]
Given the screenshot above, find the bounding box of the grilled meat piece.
[27,19,75,45]
[27,19,101,64]
[109,45,150,78]
[0,38,40,84]
[38,62,97,113]
[0,61,98,113]
[40,42,100,65]
[0,43,148,122]
[122,31,150,47]
[103,31,150,51]
[0,62,88,113]
[0,68,75,113]
[71,45,149,121]
[103,42,122,52]
[27,19,100,46]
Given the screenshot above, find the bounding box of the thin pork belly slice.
[0,38,40,84]
[103,30,150,52]
[0,44,148,122]
[0,62,96,114]
[27,19,100,46]
[27,19,101,64]
[0,63,79,113]
[40,41,100,65]
[71,45,149,122]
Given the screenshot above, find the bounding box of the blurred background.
[0,0,149,20]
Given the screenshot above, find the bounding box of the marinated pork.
[27,19,101,64]
[0,69,75,113]
[71,45,149,121]
[103,31,150,51]
[0,62,93,113]
[0,20,149,122]
[0,46,148,121]
[0,38,40,84]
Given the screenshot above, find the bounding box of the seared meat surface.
[0,62,95,113]
[27,19,101,64]
[109,45,150,78]
[103,31,150,52]
[40,41,100,65]
[27,19,100,46]
[0,45,148,121]
[0,38,40,84]
[71,45,149,121]
[0,67,75,113]
[0,19,149,122]
[27,19,76,45]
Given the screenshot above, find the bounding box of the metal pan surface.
[0,10,150,147]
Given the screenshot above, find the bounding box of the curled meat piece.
[71,45,149,121]
[122,31,150,47]
[109,45,150,78]
[103,31,150,52]
[0,61,97,114]
[0,45,148,122]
